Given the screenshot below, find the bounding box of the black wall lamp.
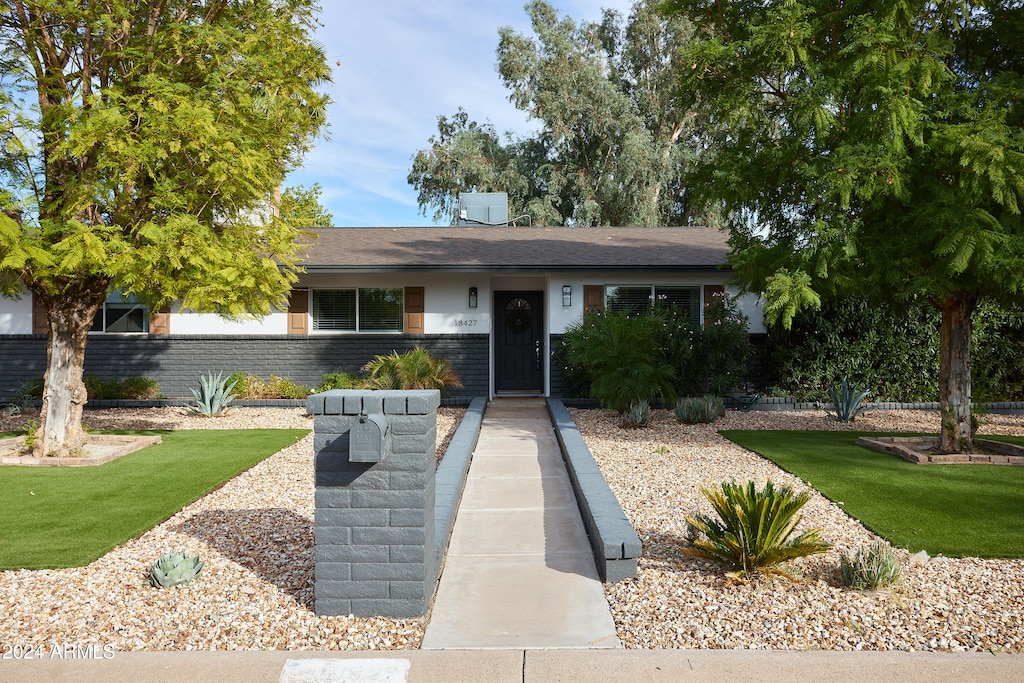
[469,287,478,308]
[562,285,572,307]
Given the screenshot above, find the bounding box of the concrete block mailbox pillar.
[308,389,440,618]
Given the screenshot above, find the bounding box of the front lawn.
[0,429,308,569]
[720,430,1024,558]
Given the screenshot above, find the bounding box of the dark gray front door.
[494,291,544,393]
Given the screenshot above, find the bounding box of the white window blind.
[313,288,403,332]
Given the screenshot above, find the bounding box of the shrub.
[675,396,726,424]
[16,375,161,401]
[840,542,902,590]
[362,348,463,391]
[115,376,162,400]
[764,296,941,402]
[14,377,44,401]
[828,378,871,422]
[683,480,830,579]
[664,295,753,397]
[620,399,652,428]
[227,373,312,399]
[560,310,676,412]
[188,371,238,416]
[262,376,312,399]
[316,372,361,392]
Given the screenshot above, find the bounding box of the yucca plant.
[149,551,204,588]
[828,378,871,422]
[674,396,726,424]
[840,541,903,590]
[620,399,652,428]
[188,371,238,416]
[683,480,830,579]
[362,348,463,391]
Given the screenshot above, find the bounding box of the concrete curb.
[547,399,640,582]
[432,398,486,576]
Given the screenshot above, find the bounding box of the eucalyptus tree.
[409,0,706,226]
[664,0,1024,452]
[0,1,330,456]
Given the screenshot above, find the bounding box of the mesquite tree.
[0,1,329,456]
[664,0,1024,452]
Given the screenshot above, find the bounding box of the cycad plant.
[362,348,463,391]
[683,480,830,579]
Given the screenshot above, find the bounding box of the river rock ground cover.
[1,406,1020,651]
[0,407,461,651]
[571,407,1024,651]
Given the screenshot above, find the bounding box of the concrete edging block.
[433,398,486,566]
[547,399,641,582]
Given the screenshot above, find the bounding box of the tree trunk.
[938,294,977,453]
[35,290,106,458]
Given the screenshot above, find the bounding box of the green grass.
[719,430,1024,558]
[0,429,308,569]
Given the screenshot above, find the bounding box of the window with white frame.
[312,288,404,332]
[91,292,150,333]
[605,285,700,324]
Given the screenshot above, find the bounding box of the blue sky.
[285,1,636,227]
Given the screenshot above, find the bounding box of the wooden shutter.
[583,285,604,312]
[31,292,48,334]
[288,289,309,335]
[150,307,171,335]
[404,287,424,334]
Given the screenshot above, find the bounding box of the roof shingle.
[299,226,730,272]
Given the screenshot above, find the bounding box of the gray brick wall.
[0,334,488,401]
[309,389,440,618]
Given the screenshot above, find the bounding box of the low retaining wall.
[547,399,640,582]
[433,398,485,578]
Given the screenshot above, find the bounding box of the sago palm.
[683,480,829,579]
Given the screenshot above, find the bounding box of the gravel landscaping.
[571,407,1024,652]
[0,407,461,651]
[2,405,1021,652]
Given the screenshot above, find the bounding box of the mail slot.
[349,412,391,463]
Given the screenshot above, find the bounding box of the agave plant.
[620,399,652,428]
[683,480,830,579]
[840,541,902,590]
[674,396,726,424]
[188,371,238,416]
[828,378,871,422]
[149,551,204,588]
[362,348,463,391]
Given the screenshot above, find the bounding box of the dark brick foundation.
[0,334,488,400]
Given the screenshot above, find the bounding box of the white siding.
[0,295,33,334]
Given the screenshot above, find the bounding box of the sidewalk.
[421,397,620,649]
[3,648,1023,682]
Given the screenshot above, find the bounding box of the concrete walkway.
[420,397,621,649]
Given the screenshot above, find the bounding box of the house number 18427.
[453,319,479,327]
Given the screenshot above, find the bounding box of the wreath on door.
[505,297,533,334]
[506,309,532,334]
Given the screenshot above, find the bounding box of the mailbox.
[349,411,390,463]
